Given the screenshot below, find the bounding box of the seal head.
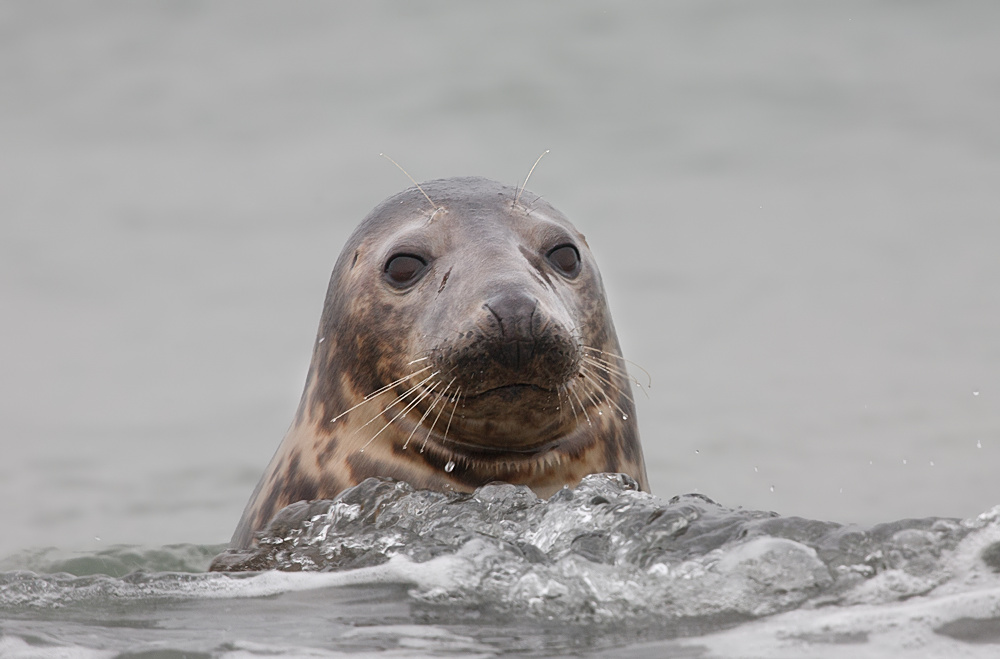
[230,177,647,548]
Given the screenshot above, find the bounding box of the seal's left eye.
[547,244,581,277]
[384,254,428,287]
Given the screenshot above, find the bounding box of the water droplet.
[973,391,980,396]
[598,410,603,416]
[839,488,843,494]
[753,466,758,473]
[769,485,775,493]
[621,414,628,420]
[318,337,325,343]
[359,448,365,454]
[869,460,873,465]
[977,440,982,449]
[445,460,456,473]
[929,461,935,467]
[694,449,700,455]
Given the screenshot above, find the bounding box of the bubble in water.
[445,460,456,473]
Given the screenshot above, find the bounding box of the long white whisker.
[354,371,439,433]
[581,347,653,388]
[578,366,632,420]
[359,378,439,453]
[420,378,456,453]
[441,387,461,447]
[579,362,638,407]
[560,383,580,422]
[329,365,432,423]
[568,387,591,426]
[402,381,443,450]
[581,356,649,399]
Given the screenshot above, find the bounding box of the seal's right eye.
[384,254,428,287]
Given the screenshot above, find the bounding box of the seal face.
[229,177,648,548]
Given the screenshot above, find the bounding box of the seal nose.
[484,292,538,371]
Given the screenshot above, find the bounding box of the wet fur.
[230,177,647,549]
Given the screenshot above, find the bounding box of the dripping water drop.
[444,460,456,473]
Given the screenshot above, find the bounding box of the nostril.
[484,292,540,370]
[484,293,538,341]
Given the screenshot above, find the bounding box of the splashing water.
[5,476,1000,657]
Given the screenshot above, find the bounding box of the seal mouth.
[463,383,553,400]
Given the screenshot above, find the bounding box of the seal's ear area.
[383,253,429,288]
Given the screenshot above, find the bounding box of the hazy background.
[2,0,998,558]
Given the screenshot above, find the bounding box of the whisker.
[562,384,580,422]
[329,365,432,423]
[581,346,653,389]
[379,153,438,211]
[354,370,440,433]
[580,353,639,383]
[441,387,461,447]
[402,381,443,450]
[513,149,550,208]
[578,366,632,420]
[419,377,456,453]
[568,387,592,426]
[579,377,607,417]
[580,361,639,407]
[581,356,649,399]
[358,378,439,453]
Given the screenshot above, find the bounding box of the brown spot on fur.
[317,435,339,466]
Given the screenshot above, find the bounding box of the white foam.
[0,636,114,659]
[696,584,1000,659]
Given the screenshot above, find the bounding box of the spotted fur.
[228,177,648,549]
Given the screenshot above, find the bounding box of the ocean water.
[2,1,1000,656]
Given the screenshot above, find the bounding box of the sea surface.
[2,1,1000,656]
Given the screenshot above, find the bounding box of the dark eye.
[547,244,581,277]
[384,254,428,287]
